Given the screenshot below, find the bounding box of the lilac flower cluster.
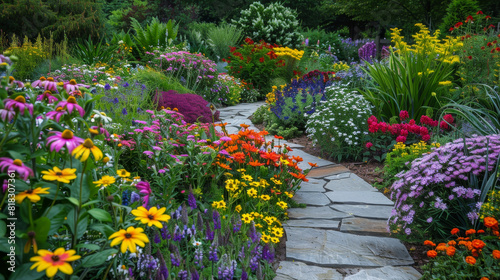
[389,134,500,240]
[358,41,376,63]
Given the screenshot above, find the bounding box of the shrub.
[154,90,220,123]
[439,0,481,35]
[134,68,193,98]
[130,17,179,59]
[389,134,500,242]
[6,37,48,80]
[421,219,500,279]
[201,73,242,106]
[207,23,243,61]
[306,85,373,161]
[300,27,342,55]
[232,2,303,48]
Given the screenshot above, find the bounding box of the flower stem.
[0,114,18,152]
[46,182,60,215]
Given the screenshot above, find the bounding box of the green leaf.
[87,208,112,222]
[82,200,102,208]
[0,213,7,219]
[82,249,118,268]
[75,243,101,251]
[44,204,70,235]
[0,220,6,237]
[0,237,10,252]
[90,224,115,238]
[32,217,51,244]
[67,197,80,207]
[8,263,44,280]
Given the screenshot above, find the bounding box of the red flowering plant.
[363,110,455,162]
[224,38,285,98]
[450,11,500,87]
[421,217,500,279]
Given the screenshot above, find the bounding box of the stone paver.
[293,193,330,206]
[275,261,343,280]
[217,102,418,280]
[287,206,353,220]
[340,217,390,236]
[285,219,340,229]
[325,191,394,206]
[344,266,422,280]
[331,204,393,219]
[285,227,414,267]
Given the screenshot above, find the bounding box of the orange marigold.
[480,277,489,280]
[465,256,476,265]
[465,229,476,236]
[451,228,460,235]
[448,240,457,246]
[427,250,438,258]
[471,239,486,249]
[423,240,436,246]
[446,246,456,257]
[492,250,500,259]
[484,217,498,229]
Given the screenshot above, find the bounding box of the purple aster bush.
[389,135,500,241]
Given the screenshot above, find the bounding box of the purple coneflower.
[63,79,87,93]
[4,96,33,116]
[0,108,15,122]
[46,106,68,122]
[46,130,84,153]
[57,96,84,117]
[43,77,58,91]
[8,76,24,88]
[36,90,58,104]
[0,158,34,180]
[31,77,46,88]
[136,181,152,207]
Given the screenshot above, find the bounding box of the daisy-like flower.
[57,96,84,117]
[0,108,15,122]
[0,158,34,180]
[72,138,103,162]
[31,77,47,88]
[131,206,171,228]
[241,213,254,223]
[192,240,202,246]
[47,130,84,153]
[117,169,131,178]
[4,95,33,116]
[36,90,58,104]
[93,175,116,187]
[30,248,80,278]
[41,167,77,183]
[15,187,50,204]
[8,76,24,88]
[89,126,110,137]
[43,77,58,91]
[63,79,87,93]
[109,226,150,253]
[91,110,112,124]
[276,201,288,210]
[46,106,68,122]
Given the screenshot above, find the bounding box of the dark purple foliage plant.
[154,90,220,123]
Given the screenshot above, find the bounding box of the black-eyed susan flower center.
[66,96,77,104]
[13,159,23,166]
[51,255,60,262]
[61,130,74,139]
[82,139,95,148]
[47,77,54,82]
[14,96,26,103]
[9,76,14,83]
[125,233,132,239]
[26,189,33,194]
[69,79,77,85]
[56,172,63,176]
[148,214,154,220]
[39,77,46,81]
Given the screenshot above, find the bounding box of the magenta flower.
[4,96,33,116]
[57,96,84,117]
[0,158,34,180]
[136,181,152,207]
[63,79,88,93]
[0,108,15,122]
[90,126,109,137]
[8,76,24,89]
[46,106,68,122]
[36,90,59,104]
[43,77,58,91]
[46,130,84,153]
[31,77,47,88]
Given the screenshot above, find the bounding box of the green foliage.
[207,23,243,61]
[107,0,151,32]
[7,37,48,80]
[72,36,118,66]
[232,2,303,48]
[240,88,261,103]
[30,56,81,81]
[133,68,193,100]
[439,0,481,34]
[202,73,242,106]
[251,104,271,125]
[267,121,301,139]
[130,17,179,59]
[305,85,373,161]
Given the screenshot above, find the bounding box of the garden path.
[217,103,421,280]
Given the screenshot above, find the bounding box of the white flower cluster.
[305,85,372,156]
[233,2,303,48]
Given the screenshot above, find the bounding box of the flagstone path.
[217,103,421,280]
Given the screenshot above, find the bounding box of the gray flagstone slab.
[274,261,343,280]
[324,191,394,206]
[340,217,390,236]
[284,219,340,229]
[288,206,352,220]
[293,193,331,206]
[324,174,377,192]
[344,266,422,280]
[296,179,327,193]
[331,204,393,219]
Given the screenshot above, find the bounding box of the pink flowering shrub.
[154,90,220,123]
[389,134,500,242]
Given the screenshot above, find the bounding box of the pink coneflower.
[31,77,47,88]
[63,79,88,93]
[57,96,84,117]
[46,106,68,122]
[8,76,24,88]
[36,90,58,104]
[0,158,34,180]
[89,126,109,137]
[136,181,152,207]
[4,95,33,116]
[46,130,84,153]
[43,77,58,91]
[0,108,15,122]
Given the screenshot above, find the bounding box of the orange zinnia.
[492,250,500,259]
[471,239,485,249]
[451,228,460,235]
[484,217,498,229]
[423,240,436,246]
[427,250,437,258]
[217,162,232,170]
[436,243,447,251]
[465,256,476,265]
[447,240,456,246]
[248,160,264,167]
[292,156,303,162]
[232,152,246,163]
[465,229,476,236]
[446,246,456,257]
[308,162,318,167]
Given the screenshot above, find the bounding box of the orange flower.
[465,256,476,265]
[471,239,485,249]
[492,250,500,259]
[423,240,436,246]
[472,249,480,257]
[232,152,246,163]
[292,156,303,162]
[451,228,460,235]
[493,230,500,236]
[427,250,438,258]
[217,162,232,170]
[274,135,284,139]
[484,217,498,229]
[446,246,456,257]
[480,277,489,280]
[465,229,476,236]
[242,143,258,153]
[436,243,447,251]
[240,124,250,129]
[248,160,264,167]
[477,229,485,234]
[448,240,456,246]
[308,162,318,167]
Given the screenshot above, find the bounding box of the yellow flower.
[272,227,284,238]
[117,169,131,178]
[41,167,77,183]
[131,206,171,228]
[261,233,271,243]
[271,237,280,243]
[260,194,270,201]
[212,200,227,209]
[276,201,288,209]
[241,213,254,223]
[235,205,242,213]
[72,138,103,162]
[249,181,260,188]
[93,175,116,187]
[237,168,246,173]
[225,179,239,192]
[241,174,253,181]
[260,179,270,187]
[247,188,258,198]
[15,187,50,204]
[30,248,81,278]
[109,226,150,253]
[439,81,452,86]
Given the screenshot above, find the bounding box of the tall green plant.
[72,36,117,65]
[207,23,242,61]
[130,17,179,59]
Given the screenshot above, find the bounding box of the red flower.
[440,121,450,130]
[492,49,496,53]
[465,15,474,23]
[489,24,495,29]
[244,38,254,45]
[443,114,454,124]
[449,27,454,32]
[399,110,409,121]
[365,142,373,149]
[422,134,431,141]
[259,57,265,63]
[481,46,485,50]
[486,15,491,20]
[454,22,463,28]
[487,42,493,47]
[476,10,483,15]
[395,135,407,143]
[497,47,500,52]
[468,55,472,59]
[229,46,236,53]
